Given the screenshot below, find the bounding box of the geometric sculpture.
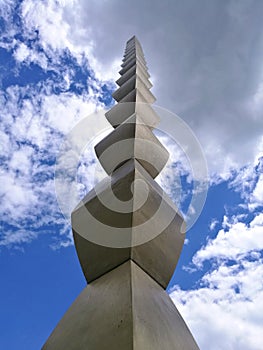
[94,119,169,178]
[42,36,200,349]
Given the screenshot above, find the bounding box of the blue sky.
[0,1,263,349]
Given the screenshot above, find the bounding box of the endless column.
[42,36,200,350]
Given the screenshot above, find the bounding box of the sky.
[0,0,263,349]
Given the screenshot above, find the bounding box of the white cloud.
[21,0,71,51]
[170,258,263,350]
[0,0,16,19]
[0,170,38,215]
[193,213,263,265]
[2,0,262,180]
[171,196,263,349]
[169,175,263,349]
[0,79,106,247]
[0,129,11,154]
[229,157,263,211]
[37,0,263,179]
[155,136,191,207]
[0,0,119,248]
[209,218,219,231]
[14,41,49,69]
[250,174,263,208]
[13,42,30,61]
[0,228,37,247]
[18,0,117,81]
[1,1,262,249]
[9,146,33,175]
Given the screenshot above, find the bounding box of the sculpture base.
[42,261,199,350]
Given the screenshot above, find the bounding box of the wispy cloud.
[0,58,110,249]
[229,157,263,211]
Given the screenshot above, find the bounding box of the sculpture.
[43,36,200,350]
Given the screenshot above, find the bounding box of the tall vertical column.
[42,36,200,350]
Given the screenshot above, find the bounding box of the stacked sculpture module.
[43,36,200,349]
